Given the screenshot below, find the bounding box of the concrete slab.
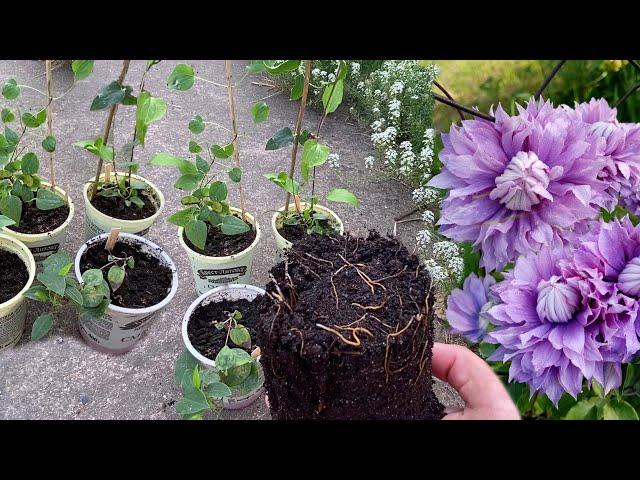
[0,60,461,419]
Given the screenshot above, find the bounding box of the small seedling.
[102,228,134,292]
[23,252,111,341]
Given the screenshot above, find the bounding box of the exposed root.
[330,273,339,309]
[337,253,386,294]
[289,327,305,356]
[304,252,334,267]
[384,315,416,383]
[352,299,387,311]
[316,323,373,348]
[374,265,408,283]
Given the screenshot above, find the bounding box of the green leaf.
[603,398,639,420]
[264,171,299,195]
[71,60,94,80]
[199,368,221,387]
[135,91,167,145]
[265,127,294,151]
[66,285,84,306]
[251,102,269,123]
[263,60,301,75]
[90,81,128,111]
[204,381,232,399]
[185,219,207,250]
[21,152,39,174]
[174,174,199,191]
[290,74,305,100]
[82,269,104,287]
[150,153,197,175]
[301,139,330,181]
[168,207,196,227]
[195,155,209,173]
[221,215,250,235]
[31,313,54,341]
[1,108,15,123]
[176,384,210,417]
[5,126,18,146]
[2,79,20,100]
[107,265,126,291]
[322,79,344,114]
[188,115,205,134]
[36,188,65,210]
[215,345,253,371]
[42,135,56,153]
[175,349,199,385]
[327,188,360,207]
[22,110,47,128]
[0,214,15,229]
[0,194,22,224]
[209,181,227,202]
[565,399,598,420]
[211,143,234,159]
[37,271,66,297]
[228,167,241,183]
[230,325,251,347]
[167,64,195,91]
[23,285,50,302]
[189,141,202,154]
[43,252,71,274]
[234,361,261,395]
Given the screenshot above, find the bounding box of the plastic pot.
[82,172,165,240]
[0,233,36,351]
[178,208,261,295]
[182,283,266,410]
[74,232,179,354]
[1,182,74,266]
[271,202,344,259]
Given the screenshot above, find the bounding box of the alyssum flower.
[429,98,608,272]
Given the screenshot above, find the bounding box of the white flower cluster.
[364,155,375,169]
[327,153,340,169]
[351,62,361,77]
[424,259,448,282]
[416,229,432,248]
[432,241,464,279]
[412,186,440,205]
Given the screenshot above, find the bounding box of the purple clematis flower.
[486,219,640,405]
[446,273,496,342]
[429,97,608,272]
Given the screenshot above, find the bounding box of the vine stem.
[90,60,131,200]
[224,61,247,220]
[285,60,312,213]
[45,60,56,189]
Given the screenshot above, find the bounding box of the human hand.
[432,342,520,420]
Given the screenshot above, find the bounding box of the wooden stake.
[285,60,312,213]
[105,227,120,251]
[90,60,131,200]
[45,60,56,189]
[104,164,112,184]
[224,60,247,221]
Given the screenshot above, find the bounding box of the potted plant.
[0,60,85,264]
[72,229,179,353]
[253,60,359,256]
[175,283,265,419]
[75,60,166,240]
[254,231,444,420]
[151,61,260,294]
[0,229,35,351]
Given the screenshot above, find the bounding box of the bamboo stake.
[90,60,131,200]
[104,164,112,184]
[45,60,56,189]
[285,60,312,213]
[224,60,247,221]
[105,227,120,251]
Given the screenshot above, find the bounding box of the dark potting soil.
[187,297,263,360]
[90,187,157,221]
[79,239,173,309]
[183,220,256,257]
[0,249,29,304]
[277,212,338,245]
[256,230,444,420]
[6,201,69,234]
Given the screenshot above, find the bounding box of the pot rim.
[0,233,36,310]
[82,172,165,226]
[1,182,75,240]
[181,283,266,368]
[177,207,261,261]
[74,232,179,315]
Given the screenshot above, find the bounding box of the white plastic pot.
[0,233,36,352]
[74,232,179,354]
[82,172,165,240]
[1,182,74,266]
[271,202,344,259]
[182,283,266,410]
[178,208,261,295]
